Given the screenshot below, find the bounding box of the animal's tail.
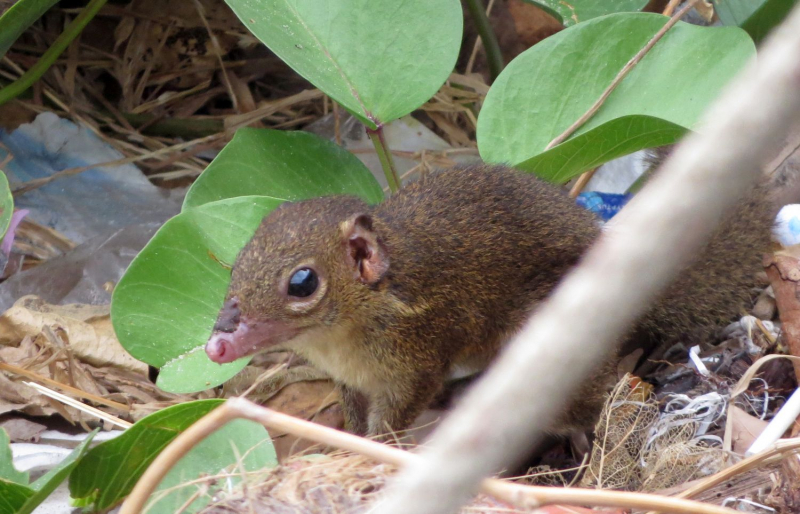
[623,145,795,356]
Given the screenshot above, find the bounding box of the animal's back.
[374,163,777,432]
[373,164,601,360]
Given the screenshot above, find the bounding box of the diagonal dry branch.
[374,4,800,514]
[118,398,738,514]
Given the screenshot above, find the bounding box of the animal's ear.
[341,214,389,284]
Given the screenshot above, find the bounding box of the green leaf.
[70,400,276,513]
[0,171,14,241]
[0,428,98,514]
[520,116,686,183]
[0,483,33,514]
[221,0,462,129]
[0,0,59,60]
[112,197,283,393]
[17,431,98,514]
[183,128,383,210]
[148,418,276,514]
[0,429,27,486]
[523,0,648,26]
[477,12,754,183]
[713,0,797,43]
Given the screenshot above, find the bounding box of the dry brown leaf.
[728,405,770,455]
[0,296,204,423]
[0,335,97,419]
[0,418,47,442]
[0,295,145,374]
[0,371,34,416]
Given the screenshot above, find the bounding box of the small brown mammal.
[206,163,776,437]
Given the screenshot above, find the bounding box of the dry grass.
[0,0,485,197]
[196,451,521,514]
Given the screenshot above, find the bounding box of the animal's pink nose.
[206,332,235,363]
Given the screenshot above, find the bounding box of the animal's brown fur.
[224,161,778,437]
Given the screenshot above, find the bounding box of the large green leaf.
[70,400,276,513]
[112,197,283,393]
[713,0,797,43]
[0,428,97,514]
[477,13,754,183]
[222,0,462,129]
[524,0,648,26]
[0,0,59,60]
[183,128,383,210]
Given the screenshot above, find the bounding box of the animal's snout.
[214,297,241,333]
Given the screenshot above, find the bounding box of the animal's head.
[205,196,390,363]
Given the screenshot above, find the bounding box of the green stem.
[122,112,224,139]
[464,0,504,82]
[0,0,108,106]
[366,125,401,193]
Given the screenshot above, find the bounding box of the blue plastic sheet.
[0,112,182,244]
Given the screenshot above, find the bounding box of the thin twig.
[118,399,738,514]
[567,0,683,198]
[0,361,130,412]
[568,167,599,198]
[23,381,131,429]
[10,132,225,196]
[545,0,701,150]
[663,0,683,17]
[192,0,237,112]
[222,88,323,129]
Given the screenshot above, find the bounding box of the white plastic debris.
[721,316,778,355]
[721,497,776,512]
[773,204,800,246]
[584,151,649,194]
[688,345,710,376]
[11,429,123,474]
[0,222,162,311]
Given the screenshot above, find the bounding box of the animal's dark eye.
[288,268,318,298]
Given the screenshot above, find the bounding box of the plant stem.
[122,112,224,138]
[463,0,504,82]
[367,125,401,193]
[0,0,108,106]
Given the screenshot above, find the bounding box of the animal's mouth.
[205,297,299,363]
